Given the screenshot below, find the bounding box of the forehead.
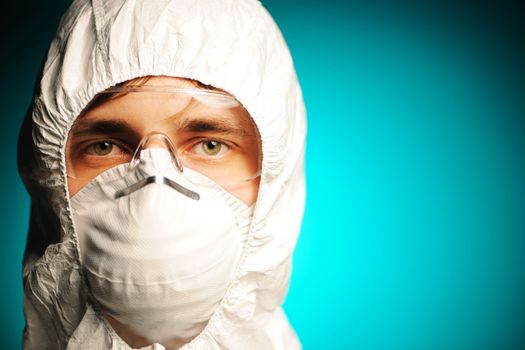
[73,76,256,134]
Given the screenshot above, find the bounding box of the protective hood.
[18,0,306,349]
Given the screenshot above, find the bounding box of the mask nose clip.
[114,175,200,201]
[115,132,200,201]
[129,132,184,173]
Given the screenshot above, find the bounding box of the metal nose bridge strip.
[114,175,200,200]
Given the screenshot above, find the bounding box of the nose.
[130,132,183,172]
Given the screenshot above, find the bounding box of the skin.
[66,76,261,204]
[65,76,261,348]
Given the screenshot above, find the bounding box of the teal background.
[1,1,524,349]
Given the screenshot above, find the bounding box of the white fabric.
[71,148,253,345]
[19,0,306,349]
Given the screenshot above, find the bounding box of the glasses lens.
[66,86,261,190]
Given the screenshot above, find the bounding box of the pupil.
[95,142,112,155]
[204,141,221,155]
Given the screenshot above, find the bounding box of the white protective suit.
[18,0,306,349]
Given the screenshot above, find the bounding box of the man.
[18,1,306,349]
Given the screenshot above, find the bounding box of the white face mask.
[69,148,253,344]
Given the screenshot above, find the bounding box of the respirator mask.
[66,79,261,345]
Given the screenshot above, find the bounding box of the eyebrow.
[71,120,134,137]
[70,117,252,139]
[176,117,249,137]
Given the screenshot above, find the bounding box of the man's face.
[66,76,261,204]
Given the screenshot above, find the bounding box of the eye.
[84,141,127,157]
[192,140,229,157]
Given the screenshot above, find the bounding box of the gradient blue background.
[1,1,524,349]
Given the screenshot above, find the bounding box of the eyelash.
[82,140,130,157]
[81,138,232,158]
[189,139,230,157]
